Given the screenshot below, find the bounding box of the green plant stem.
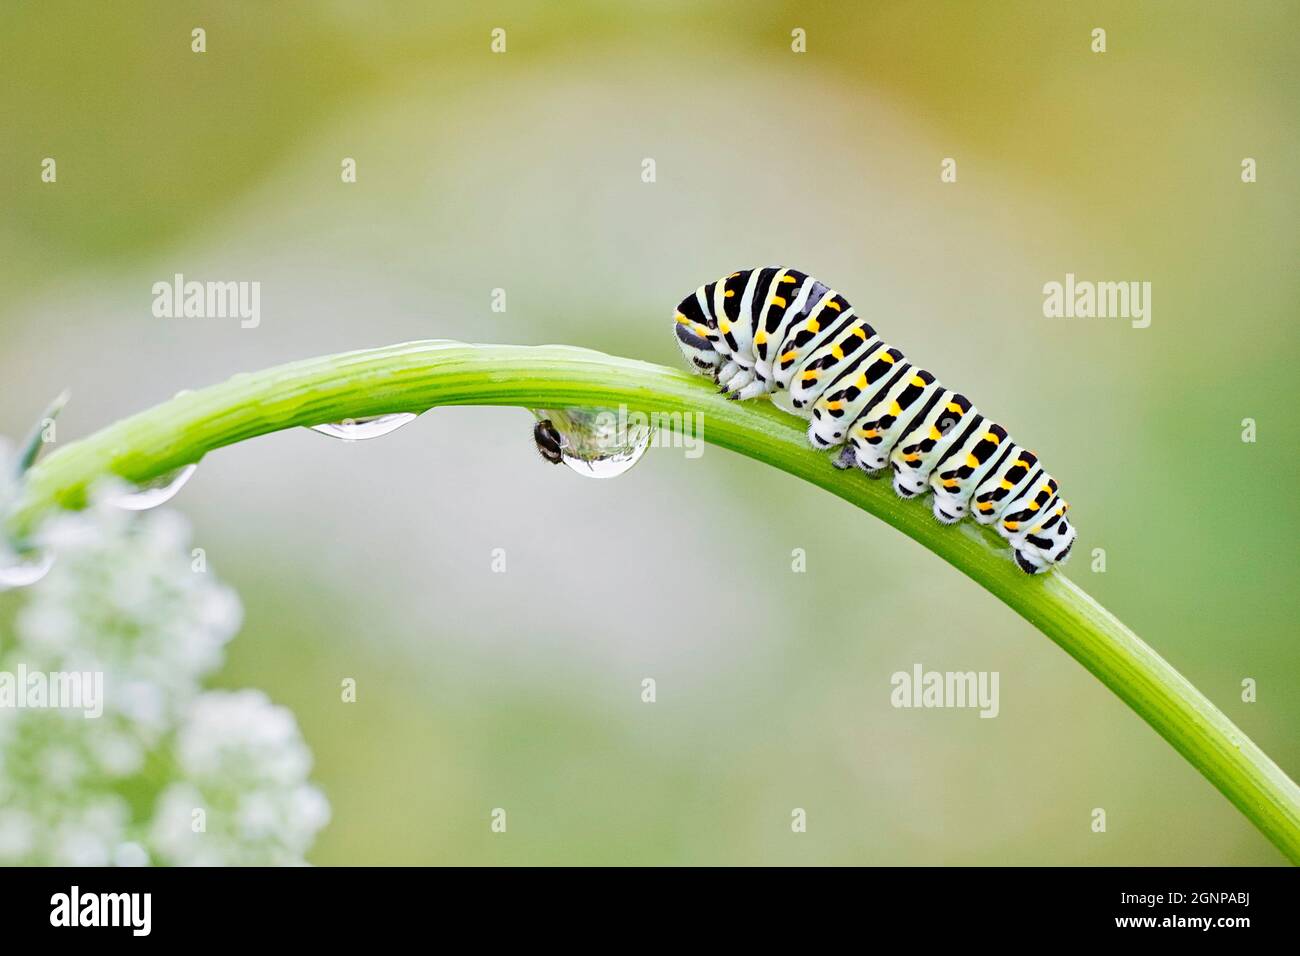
[9,340,1299,861]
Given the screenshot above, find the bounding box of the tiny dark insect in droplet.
[533,420,564,464]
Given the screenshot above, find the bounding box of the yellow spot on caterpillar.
[966,454,979,468]
[911,375,925,387]
[880,352,896,364]
[943,479,959,489]
[806,318,820,333]
[1004,520,1020,531]
[928,427,941,441]
[754,330,768,345]
[853,326,868,340]
[946,402,961,413]
[1029,501,1041,511]
[889,401,901,416]
[855,375,867,389]
[696,325,710,338]
[719,320,731,334]
[780,274,797,283]
[903,453,921,462]
[831,345,844,360]
[779,350,798,363]
[825,400,844,411]
[1014,459,1029,469]
[863,429,879,439]
[724,289,735,297]
[675,314,689,324]
[978,502,994,512]
[825,300,842,311]
[728,272,741,278]
[984,432,1000,444]
[802,371,819,382]
[1000,480,1013,490]
[770,295,787,308]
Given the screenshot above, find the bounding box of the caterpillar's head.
[1012,512,1077,574]
[673,300,721,380]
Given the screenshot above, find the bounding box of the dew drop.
[309,413,418,441]
[532,407,652,479]
[0,550,54,589]
[111,463,198,511]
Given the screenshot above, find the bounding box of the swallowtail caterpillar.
[671,267,1076,574]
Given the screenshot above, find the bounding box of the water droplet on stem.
[532,408,652,479]
[111,464,198,511]
[309,413,417,441]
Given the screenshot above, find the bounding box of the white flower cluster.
[151,691,332,866]
[0,444,329,865]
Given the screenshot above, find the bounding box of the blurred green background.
[2,0,1297,864]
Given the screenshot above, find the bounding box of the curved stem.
[9,340,1299,861]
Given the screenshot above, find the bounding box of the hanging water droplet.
[309,413,418,441]
[532,407,652,479]
[0,550,54,589]
[111,463,198,511]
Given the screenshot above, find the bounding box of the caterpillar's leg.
[931,499,963,524]
[1012,547,1048,575]
[728,379,770,401]
[716,360,740,386]
[851,436,889,474]
[891,467,925,499]
[720,366,756,397]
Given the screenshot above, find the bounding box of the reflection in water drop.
[111,464,198,511]
[309,413,418,441]
[532,408,652,479]
[0,550,54,589]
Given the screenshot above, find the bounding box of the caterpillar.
[672,267,1076,574]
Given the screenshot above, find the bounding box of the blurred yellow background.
[1,1,1296,864]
